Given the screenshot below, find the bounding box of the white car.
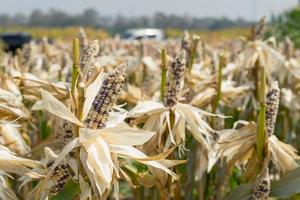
[121,28,165,40]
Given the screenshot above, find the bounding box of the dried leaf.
[41,89,84,127]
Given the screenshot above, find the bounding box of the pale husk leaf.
[41,89,84,126]
[128,101,167,118]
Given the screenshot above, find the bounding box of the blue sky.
[0,0,297,20]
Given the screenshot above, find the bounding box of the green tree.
[271,6,300,47]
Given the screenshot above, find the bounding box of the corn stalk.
[160,49,168,101]
[256,65,267,163]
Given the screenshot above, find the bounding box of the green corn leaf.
[222,182,253,200]
[270,167,300,198]
[222,167,300,200]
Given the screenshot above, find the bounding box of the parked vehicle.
[0,32,32,52]
[121,28,165,40]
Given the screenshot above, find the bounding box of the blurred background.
[0,0,299,44]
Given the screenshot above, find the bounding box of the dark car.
[0,32,32,52]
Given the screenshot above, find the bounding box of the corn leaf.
[41,89,84,127]
[222,167,300,200]
[270,167,300,198]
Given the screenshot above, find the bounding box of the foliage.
[270,6,300,47]
[0,26,110,41]
[166,27,251,43]
[0,8,253,33]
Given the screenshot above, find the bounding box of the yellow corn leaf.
[128,101,167,118]
[0,145,41,175]
[0,122,30,155]
[82,70,105,120]
[110,145,179,179]
[99,126,155,146]
[80,136,114,195]
[41,89,84,127]
[0,172,18,200]
[268,135,299,174]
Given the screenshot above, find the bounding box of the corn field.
[1,19,300,200]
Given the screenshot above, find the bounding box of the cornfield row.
[0,19,300,200]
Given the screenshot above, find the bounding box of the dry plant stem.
[184,140,197,200]
[254,60,260,102]
[188,36,200,71]
[256,66,266,163]
[169,110,183,200]
[212,54,225,113]
[71,38,83,179]
[58,69,62,81]
[160,49,168,101]
[159,189,169,200]
[76,84,85,122]
[135,41,145,86]
[198,175,206,200]
[163,110,178,200]
[75,85,86,179]
[133,187,144,200]
[71,38,80,94]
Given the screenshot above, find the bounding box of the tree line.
[0,8,253,33]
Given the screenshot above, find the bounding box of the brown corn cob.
[45,120,76,195]
[181,31,191,53]
[84,63,126,129]
[251,16,266,41]
[255,16,266,39]
[163,54,186,108]
[56,120,75,144]
[251,161,270,200]
[283,37,294,59]
[21,43,32,67]
[45,153,74,196]
[80,40,100,82]
[78,27,88,52]
[55,120,76,156]
[181,32,200,70]
[48,162,72,195]
[265,83,280,136]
